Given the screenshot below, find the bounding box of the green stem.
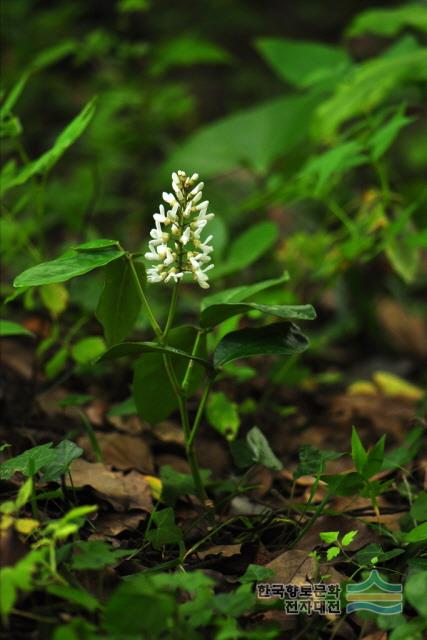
[188,380,212,449]
[181,329,203,395]
[186,440,208,504]
[373,158,391,206]
[130,252,209,503]
[129,257,162,339]
[292,493,330,547]
[328,199,357,236]
[163,282,179,339]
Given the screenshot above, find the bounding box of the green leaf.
[15,478,34,510]
[133,326,207,424]
[96,259,145,345]
[411,492,427,522]
[0,41,76,117]
[294,445,343,479]
[319,531,339,544]
[201,272,289,308]
[230,426,283,471]
[213,322,309,368]
[0,443,56,480]
[14,246,125,287]
[239,564,275,584]
[72,541,131,570]
[160,465,211,506]
[256,37,351,88]
[299,141,367,196]
[151,35,231,75]
[342,530,358,547]
[351,426,367,475]
[0,320,33,337]
[104,576,175,637]
[362,435,386,479]
[246,426,282,471]
[200,301,316,329]
[164,93,320,177]
[99,340,212,370]
[145,508,182,549]
[1,98,97,195]
[405,571,427,617]
[47,585,100,612]
[214,583,255,617]
[160,465,196,506]
[71,337,106,364]
[369,105,414,161]
[40,283,69,317]
[403,522,427,543]
[326,547,341,561]
[0,550,43,618]
[74,239,121,252]
[386,230,420,283]
[211,221,278,279]
[40,440,83,482]
[382,426,423,470]
[347,5,427,37]
[206,392,240,441]
[322,472,365,496]
[314,49,427,140]
[45,346,68,380]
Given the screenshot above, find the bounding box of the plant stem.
[188,380,212,449]
[163,282,179,339]
[129,256,162,339]
[181,328,203,395]
[130,255,209,504]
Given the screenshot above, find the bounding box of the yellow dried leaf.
[373,371,424,401]
[143,475,162,501]
[0,514,14,530]
[14,518,40,535]
[347,381,377,396]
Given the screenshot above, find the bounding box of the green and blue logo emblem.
[346,570,403,615]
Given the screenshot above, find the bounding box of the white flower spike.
[145,171,214,289]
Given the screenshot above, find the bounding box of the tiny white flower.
[180,226,191,245]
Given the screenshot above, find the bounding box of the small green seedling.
[319,529,359,561]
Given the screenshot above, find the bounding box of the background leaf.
[1,98,97,195]
[347,4,427,37]
[0,320,33,337]
[211,221,278,279]
[206,391,240,441]
[256,37,351,88]
[165,94,320,177]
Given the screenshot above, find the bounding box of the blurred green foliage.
[1,0,426,343]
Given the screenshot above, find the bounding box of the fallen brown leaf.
[328,393,415,440]
[296,516,376,552]
[67,459,152,512]
[361,633,387,640]
[78,432,154,473]
[154,421,185,445]
[377,298,427,358]
[91,511,147,537]
[198,544,241,560]
[266,549,317,585]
